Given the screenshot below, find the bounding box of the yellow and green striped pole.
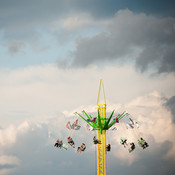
[97,79,106,175]
[75,79,125,175]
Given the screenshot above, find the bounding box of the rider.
[120,137,128,148]
[80,143,86,151]
[138,137,148,149]
[128,142,135,152]
[93,136,102,144]
[54,139,63,148]
[67,137,75,148]
[106,144,111,151]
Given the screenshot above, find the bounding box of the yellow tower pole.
[97,79,106,175]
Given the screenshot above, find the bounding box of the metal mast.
[75,79,126,175]
[96,79,106,175]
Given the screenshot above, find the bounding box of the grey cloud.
[108,140,175,175]
[7,40,26,54]
[66,10,175,74]
[158,44,175,73]
[0,0,175,60]
[165,96,175,123]
[0,164,18,169]
[1,0,175,39]
[3,120,96,175]
[0,1,65,40]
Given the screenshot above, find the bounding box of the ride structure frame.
[96,79,106,175]
[75,79,126,175]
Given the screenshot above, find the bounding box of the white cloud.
[0,121,30,147]
[0,90,174,174]
[61,14,94,30]
[0,168,14,175]
[0,64,174,174]
[67,92,175,164]
[123,92,175,161]
[0,125,17,147]
[17,121,30,134]
[60,13,109,31]
[0,64,175,125]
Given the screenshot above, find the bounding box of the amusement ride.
[54,79,149,175]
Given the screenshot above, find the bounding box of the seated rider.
[113,117,119,123]
[120,137,128,148]
[80,143,86,151]
[58,140,63,148]
[54,139,63,148]
[87,117,96,123]
[54,138,59,147]
[138,138,148,149]
[128,142,135,152]
[77,143,86,154]
[71,119,81,130]
[135,122,139,128]
[67,137,75,148]
[140,137,149,148]
[93,136,102,144]
[106,144,111,151]
[77,147,81,154]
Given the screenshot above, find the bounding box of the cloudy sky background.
[0,0,175,175]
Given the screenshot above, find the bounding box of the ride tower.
[75,79,126,175]
[96,79,107,175]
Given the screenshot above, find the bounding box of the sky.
[0,0,175,175]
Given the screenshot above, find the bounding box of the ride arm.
[107,111,126,129]
[82,110,92,119]
[103,110,114,129]
[107,120,116,129]
[118,111,126,120]
[75,112,95,128]
[82,110,97,128]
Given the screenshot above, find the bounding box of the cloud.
[0,155,20,166]
[0,64,175,126]
[1,3,175,74]
[6,40,26,55]
[0,125,17,147]
[125,92,175,161]
[108,140,175,175]
[0,0,114,41]
[0,112,94,175]
[62,9,175,74]
[0,122,30,148]
[0,64,175,174]
[1,1,175,59]
[0,168,14,175]
[63,91,175,165]
[0,91,175,174]
[1,1,175,35]
[165,96,175,123]
[0,124,25,175]
[61,14,97,31]
[73,91,175,167]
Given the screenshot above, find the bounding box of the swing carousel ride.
[54,79,149,175]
